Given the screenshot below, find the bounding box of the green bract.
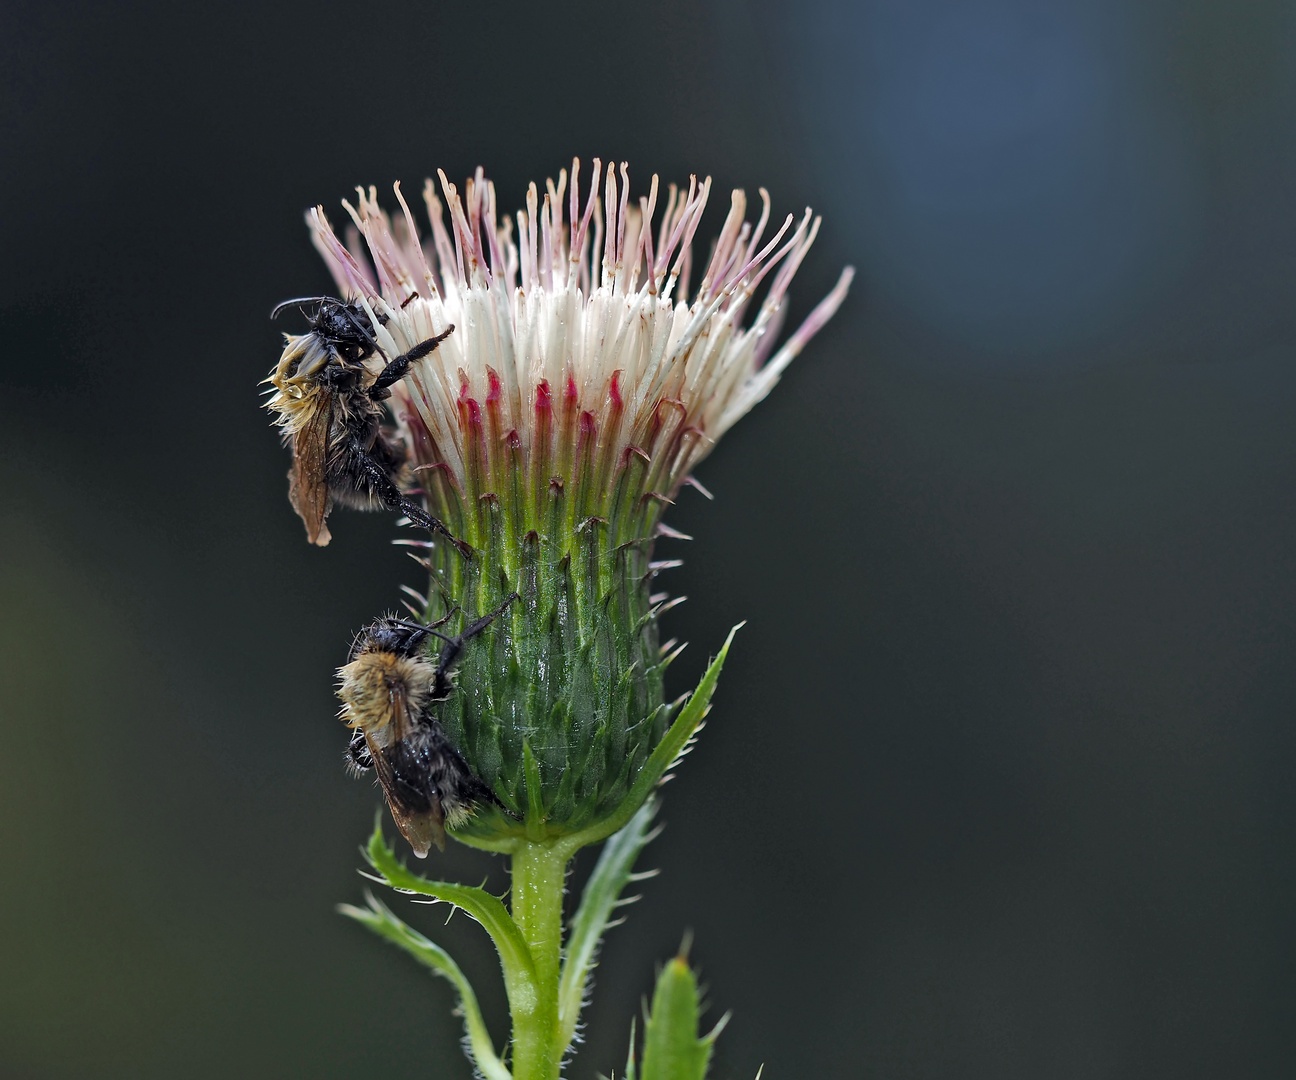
[417,452,675,843]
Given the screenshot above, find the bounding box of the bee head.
[348,615,435,663]
[267,295,379,397]
[311,298,379,346]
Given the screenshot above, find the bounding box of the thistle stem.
[509,840,568,1080]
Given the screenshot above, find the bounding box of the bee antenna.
[270,296,331,319]
[390,617,436,637]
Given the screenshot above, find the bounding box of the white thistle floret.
[305,158,853,500]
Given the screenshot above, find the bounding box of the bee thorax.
[336,651,435,739]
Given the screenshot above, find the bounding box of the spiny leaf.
[559,798,660,1052]
[363,822,538,1015]
[339,894,512,1080]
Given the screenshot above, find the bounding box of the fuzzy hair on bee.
[337,595,519,856]
[264,295,466,552]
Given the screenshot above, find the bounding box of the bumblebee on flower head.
[264,294,467,553]
[338,594,519,856]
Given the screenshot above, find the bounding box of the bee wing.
[287,393,334,546]
[379,787,445,858]
[365,690,446,858]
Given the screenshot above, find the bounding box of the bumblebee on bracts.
[338,595,518,856]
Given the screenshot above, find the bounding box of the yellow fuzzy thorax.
[264,333,383,437]
[337,651,436,743]
[262,334,329,435]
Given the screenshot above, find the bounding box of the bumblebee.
[266,295,465,552]
[338,594,519,855]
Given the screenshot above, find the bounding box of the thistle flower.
[297,159,852,847]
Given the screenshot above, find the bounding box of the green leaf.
[558,623,743,857]
[558,798,660,1052]
[363,822,539,1019]
[339,894,512,1080]
[638,949,727,1080]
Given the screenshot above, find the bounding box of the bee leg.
[346,730,374,773]
[370,326,455,395]
[427,605,461,630]
[424,593,521,699]
[346,437,474,558]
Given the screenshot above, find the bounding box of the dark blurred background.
[2,0,1294,1076]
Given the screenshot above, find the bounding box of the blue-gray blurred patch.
[781,0,1203,357]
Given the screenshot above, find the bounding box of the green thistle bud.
[628,942,727,1080]
[302,160,852,847]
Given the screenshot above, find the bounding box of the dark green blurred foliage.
[3,0,1295,1078]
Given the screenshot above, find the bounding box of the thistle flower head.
[308,159,852,517]
[291,160,851,844]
